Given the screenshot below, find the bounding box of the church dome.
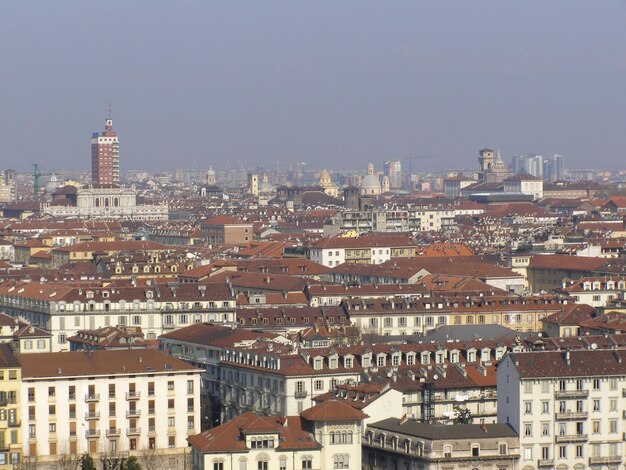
[360,163,381,195]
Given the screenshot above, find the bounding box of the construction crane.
[33,163,41,200]
[32,164,56,200]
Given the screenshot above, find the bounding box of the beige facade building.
[18,349,201,468]
[498,350,626,470]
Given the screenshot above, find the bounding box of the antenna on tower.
[108,102,112,119]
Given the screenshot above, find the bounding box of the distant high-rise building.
[91,116,119,185]
[383,160,402,190]
[552,154,564,181]
[512,153,564,181]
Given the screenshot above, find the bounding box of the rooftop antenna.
[108,102,112,119]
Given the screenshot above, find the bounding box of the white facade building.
[18,349,201,468]
[498,350,626,470]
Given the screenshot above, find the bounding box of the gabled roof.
[299,399,368,422]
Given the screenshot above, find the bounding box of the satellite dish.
[591,343,597,350]
[538,332,543,338]
[433,374,439,380]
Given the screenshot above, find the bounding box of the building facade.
[498,350,626,470]
[18,349,201,468]
[91,118,119,185]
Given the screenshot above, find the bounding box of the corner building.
[18,349,201,467]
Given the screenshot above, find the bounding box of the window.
[499,443,507,455]
[301,457,313,470]
[333,455,349,469]
[48,387,55,398]
[443,445,452,458]
[593,378,600,390]
[471,445,479,457]
[592,420,600,434]
[257,461,268,470]
[524,423,532,436]
[593,399,600,411]
[168,417,175,427]
[314,380,323,391]
[559,446,566,459]
[541,422,549,436]
[524,401,532,414]
[541,401,549,414]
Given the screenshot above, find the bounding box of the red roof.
[299,399,368,422]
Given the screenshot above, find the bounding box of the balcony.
[7,420,20,428]
[538,459,554,467]
[106,428,121,438]
[148,426,157,436]
[555,434,588,443]
[555,411,588,420]
[126,391,141,400]
[589,456,622,465]
[126,409,141,419]
[555,390,588,399]
[621,388,626,397]
[126,427,141,436]
[85,429,100,439]
[85,412,100,420]
[85,393,100,403]
[294,390,308,399]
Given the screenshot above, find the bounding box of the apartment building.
[0,280,236,351]
[560,276,626,307]
[159,323,283,429]
[308,234,415,268]
[363,418,520,470]
[344,294,567,336]
[18,349,201,468]
[0,344,21,469]
[497,349,626,470]
[189,400,366,470]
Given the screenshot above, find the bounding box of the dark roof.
[510,349,626,378]
[368,418,518,440]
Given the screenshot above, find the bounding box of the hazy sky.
[1,1,626,173]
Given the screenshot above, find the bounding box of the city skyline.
[1,1,626,172]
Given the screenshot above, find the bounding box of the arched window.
[114,197,119,207]
[333,454,349,469]
[95,198,100,207]
[104,198,109,207]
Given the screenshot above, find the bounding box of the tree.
[80,454,96,470]
[58,453,81,470]
[125,456,142,470]
[138,447,164,470]
[452,405,473,425]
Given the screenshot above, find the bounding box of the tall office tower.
[543,158,553,182]
[552,154,564,180]
[383,160,402,190]
[91,116,119,185]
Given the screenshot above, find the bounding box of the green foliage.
[80,454,96,470]
[125,456,142,470]
[452,405,473,425]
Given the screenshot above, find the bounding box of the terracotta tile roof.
[159,323,278,346]
[188,412,320,453]
[510,349,626,378]
[299,399,368,422]
[17,349,197,378]
[541,303,597,326]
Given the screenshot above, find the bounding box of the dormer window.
[314,358,323,370]
[86,291,94,299]
[146,291,153,299]
[329,357,338,369]
[344,357,353,368]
